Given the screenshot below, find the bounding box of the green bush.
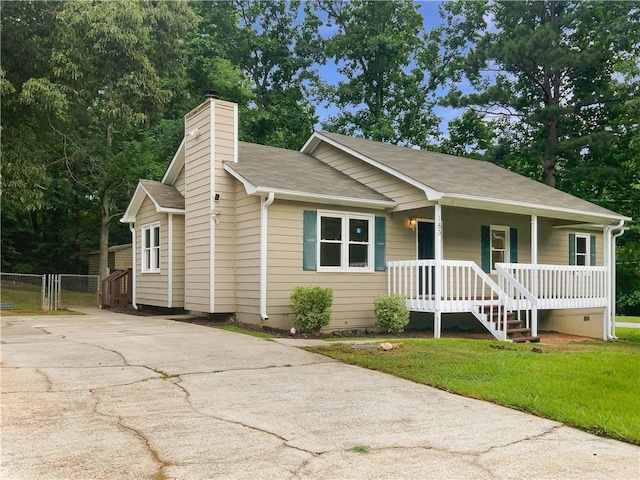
[290,286,333,333]
[374,294,409,333]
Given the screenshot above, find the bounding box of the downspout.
[609,222,627,339]
[260,192,275,321]
[129,223,137,309]
[604,220,625,340]
[167,213,173,309]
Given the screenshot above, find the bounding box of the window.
[490,226,509,272]
[481,225,516,273]
[142,223,160,272]
[318,212,373,271]
[570,233,595,266]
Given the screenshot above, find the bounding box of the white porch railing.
[387,260,511,340]
[496,263,607,309]
[387,260,609,341]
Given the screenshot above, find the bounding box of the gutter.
[605,220,626,340]
[129,223,138,309]
[260,192,275,321]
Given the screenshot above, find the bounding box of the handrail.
[495,264,538,306]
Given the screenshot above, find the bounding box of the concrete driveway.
[2,310,638,480]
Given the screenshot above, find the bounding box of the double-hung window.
[142,223,160,273]
[570,233,595,266]
[490,225,509,272]
[318,212,373,272]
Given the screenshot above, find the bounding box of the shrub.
[290,286,333,333]
[374,294,409,333]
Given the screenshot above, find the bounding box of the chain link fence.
[1,272,99,311]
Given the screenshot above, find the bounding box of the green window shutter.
[375,216,386,272]
[303,210,317,271]
[481,225,490,273]
[569,233,576,265]
[510,227,518,263]
[590,234,596,266]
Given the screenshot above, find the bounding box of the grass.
[0,285,97,315]
[615,316,640,343]
[308,338,640,445]
[211,324,274,339]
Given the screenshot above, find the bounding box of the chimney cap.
[203,89,220,100]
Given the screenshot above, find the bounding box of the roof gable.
[121,180,185,223]
[161,138,185,185]
[225,142,395,209]
[303,131,628,223]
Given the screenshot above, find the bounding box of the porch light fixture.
[409,218,417,231]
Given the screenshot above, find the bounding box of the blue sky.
[312,1,464,139]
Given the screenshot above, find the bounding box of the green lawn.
[1,285,96,313]
[308,338,640,445]
[211,324,274,339]
[616,316,640,343]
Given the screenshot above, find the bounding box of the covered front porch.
[386,203,625,342]
[387,259,608,342]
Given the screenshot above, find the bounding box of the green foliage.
[318,0,439,147]
[290,286,333,333]
[373,294,410,333]
[311,339,640,445]
[431,0,640,188]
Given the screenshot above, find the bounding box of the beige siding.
[312,143,430,211]
[136,197,169,307]
[255,200,415,331]
[213,101,237,311]
[184,102,213,312]
[183,99,238,313]
[172,214,185,307]
[114,248,132,270]
[442,206,532,265]
[173,166,185,195]
[538,219,604,265]
[234,183,261,323]
[539,308,605,338]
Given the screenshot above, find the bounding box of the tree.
[431,0,640,187]
[317,0,439,147]
[4,0,197,281]
[189,0,321,149]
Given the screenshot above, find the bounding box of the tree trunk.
[98,194,110,304]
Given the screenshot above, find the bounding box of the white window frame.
[142,222,161,273]
[573,233,591,266]
[317,210,374,273]
[490,225,510,274]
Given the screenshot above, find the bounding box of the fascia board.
[223,163,257,194]
[161,139,185,185]
[255,188,396,210]
[442,194,632,224]
[224,163,394,209]
[300,132,322,154]
[305,132,443,201]
[120,182,146,223]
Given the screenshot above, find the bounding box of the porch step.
[511,336,540,343]
[507,327,530,334]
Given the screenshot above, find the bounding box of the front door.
[417,221,435,294]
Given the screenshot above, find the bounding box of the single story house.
[121,93,630,342]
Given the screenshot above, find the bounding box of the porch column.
[530,215,538,337]
[434,203,443,339]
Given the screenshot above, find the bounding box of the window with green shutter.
[302,210,386,272]
[481,225,517,273]
[569,233,596,266]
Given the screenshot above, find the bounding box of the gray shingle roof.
[227,142,392,202]
[317,131,622,218]
[140,179,184,210]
